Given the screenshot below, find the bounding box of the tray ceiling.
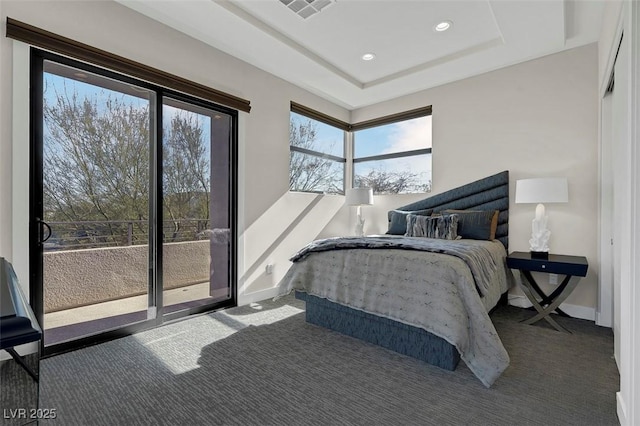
[116,0,606,109]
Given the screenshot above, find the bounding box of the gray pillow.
[387,209,433,235]
[441,209,498,240]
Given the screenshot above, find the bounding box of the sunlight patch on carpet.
[131,298,303,374]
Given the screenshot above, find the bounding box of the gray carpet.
[39,295,619,425]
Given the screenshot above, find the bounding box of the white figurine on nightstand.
[529,203,551,252]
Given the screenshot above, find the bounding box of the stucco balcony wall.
[43,241,210,313]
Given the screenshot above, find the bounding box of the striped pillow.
[406,214,459,240]
[387,208,433,235]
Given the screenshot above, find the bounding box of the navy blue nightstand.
[506,251,589,333]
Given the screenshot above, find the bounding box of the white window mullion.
[345,130,354,191]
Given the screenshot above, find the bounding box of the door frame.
[29,48,238,357]
[598,5,625,330]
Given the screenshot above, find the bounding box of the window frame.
[289,103,432,195]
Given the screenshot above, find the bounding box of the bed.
[277,171,512,387]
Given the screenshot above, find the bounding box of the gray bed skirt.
[295,291,461,370]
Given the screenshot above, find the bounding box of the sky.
[302,112,433,189]
[292,112,432,158]
[355,115,432,157]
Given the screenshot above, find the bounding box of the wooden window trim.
[290,101,351,131]
[351,106,432,131]
[291,102,432,133]
[6,17,251,113]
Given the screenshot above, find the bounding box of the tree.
[163,112,211,241]
[44,89,151,246]
[355,169,432,194]
[43,86,211,247]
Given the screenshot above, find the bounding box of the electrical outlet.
[265,264,274,275]
[549,273,558,285]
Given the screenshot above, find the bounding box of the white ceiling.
[116,0,606,109]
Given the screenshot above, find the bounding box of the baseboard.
[507,295,597,321]
[238,287,280,306]
[617,392,627,425]
[595,311,613,328]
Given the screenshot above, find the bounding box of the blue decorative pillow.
[387,209,433,235]
[441,210,498,240]
[406,214,459,240]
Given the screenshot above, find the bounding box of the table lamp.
[515,177,568,258]
[345,187,373,237]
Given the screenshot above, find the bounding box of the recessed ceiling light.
[434,20,452,32]
[73,72,88,79]
[362,53,376,61]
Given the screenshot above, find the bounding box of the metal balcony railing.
[44,219,210,251]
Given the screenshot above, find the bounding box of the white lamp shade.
[345,187,373,206]
[515,178,568,204]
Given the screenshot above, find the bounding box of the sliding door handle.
[36,218,52,243]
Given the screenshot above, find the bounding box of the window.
[289,111,345,194]
[289,104,432,195]
[353,115,432,194]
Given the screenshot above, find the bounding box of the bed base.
[295,291,461,371]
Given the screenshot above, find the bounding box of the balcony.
[42,219,224,346]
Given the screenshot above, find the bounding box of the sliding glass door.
[161,98,233,316]
[31,50,236,354]
[38,60,155,346]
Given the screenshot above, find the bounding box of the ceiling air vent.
[279,0,334,19]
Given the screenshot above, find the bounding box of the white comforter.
[277,237,512,387]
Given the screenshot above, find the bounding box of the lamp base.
[530,250,549,259]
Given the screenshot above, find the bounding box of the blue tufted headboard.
[389,171,509,249]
